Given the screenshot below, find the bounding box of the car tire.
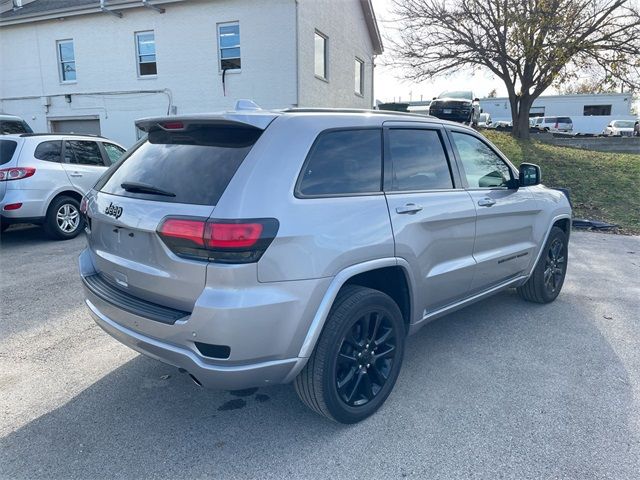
[294,285,406,424]
[517,226,568,304]
[43,196,84,240]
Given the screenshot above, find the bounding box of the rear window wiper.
[121,182,176,197]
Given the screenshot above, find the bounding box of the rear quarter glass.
[0,121,32,135]
[0,140,18,165]
[99,125,263,205]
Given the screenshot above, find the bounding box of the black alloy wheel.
[294,285,405,423]
[335,310,398,407]
[517,226,568,303]
[543,237,566,296]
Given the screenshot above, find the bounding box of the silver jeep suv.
[79,106,571,423]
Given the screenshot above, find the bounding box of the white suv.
[1,133,126,239]
[533,116,573,133]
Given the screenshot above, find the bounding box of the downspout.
[294,0,300,107]
[370,55,376,108]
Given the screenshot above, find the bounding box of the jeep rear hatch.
[87,116,274,312]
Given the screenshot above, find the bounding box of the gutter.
[0,0,181,26]
[1,88,174,115]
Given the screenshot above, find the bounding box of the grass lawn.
[483,130,640,235]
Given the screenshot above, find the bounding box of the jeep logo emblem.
[104,202,123,219]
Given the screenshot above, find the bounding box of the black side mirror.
[432,97,436,100]
[519,163,541,186]
[473,98,480,102]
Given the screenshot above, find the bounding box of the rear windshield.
[99,124,262,205]
[0,120,33,134]
[0,140,18,165]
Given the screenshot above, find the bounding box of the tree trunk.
[511,96,533,140]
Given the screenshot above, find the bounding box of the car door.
[383,122,477,314]
[62,139,109,193]
[447,128,541,293]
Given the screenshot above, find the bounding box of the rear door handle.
[477,198,496,207]
[69,172,83,177]
[396,203,423,214]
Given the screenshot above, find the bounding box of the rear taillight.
[157,217,279,264]
[0,167,35,182]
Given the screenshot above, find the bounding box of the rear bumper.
[79,248,330,390]
[0,189,48,219]
[85,295,304,389]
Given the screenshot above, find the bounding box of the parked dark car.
[428,91,481,126]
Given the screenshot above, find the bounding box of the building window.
[218,22,241,70]
[355,58,364,95]
[136,31,157,76]
[583,105,612,116]
[314,31,327,79]
[57,40,76,82]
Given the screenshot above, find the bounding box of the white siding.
[1,0,298,146]
[296,0,375,108]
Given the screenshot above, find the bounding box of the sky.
[370,0,542,103]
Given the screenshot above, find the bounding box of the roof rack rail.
[281,107,433,118]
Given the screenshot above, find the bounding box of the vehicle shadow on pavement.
[0,225,53,247]
[2,282,638,478]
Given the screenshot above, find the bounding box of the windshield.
[613,121,634,128]
[438,91,473,100]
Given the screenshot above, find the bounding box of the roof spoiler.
[136,101,276,132]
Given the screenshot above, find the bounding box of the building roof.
[0,0,385,54]
[360,0,383,55]
[480,93,632,102]
[0,0,181,23]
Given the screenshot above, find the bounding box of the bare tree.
[390,0,640,139]
[488,88,498,98]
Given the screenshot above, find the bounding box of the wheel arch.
[45,188,84,216]
[527,214,572,277]
[296,258,415,360]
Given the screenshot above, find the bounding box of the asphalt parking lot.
[1,226,639,479]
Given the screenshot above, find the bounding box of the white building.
[0,0,382,146]
[480,93,635,134]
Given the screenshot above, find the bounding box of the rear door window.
[65,140,106,166]
[99,124,262,205]
[34,141,62,162]
[296,129,382,197]
[387,129,453,191]
[0,140,18,165]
